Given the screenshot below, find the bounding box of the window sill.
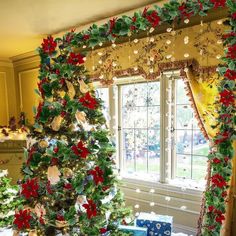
[120,175,205,196]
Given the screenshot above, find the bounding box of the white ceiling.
[0,0,160,58]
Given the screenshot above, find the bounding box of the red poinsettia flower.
[88,166,104,185]
[51,157,58,166]
[211,174,227,188]
[224,156,230,163]
[208,205,215,213]
[13,209,32,230]
[79,92,98,110]
[178,3,193,19]
[222,191,228,198]
[41,36,57,54]
[37,78,48,98]
[108,17,117,34]
[219,89,234,106]
[67,52,85,65]
[227,44,236,59]
[224,69,236,81]
[198,0,203,10]
[100,228,107,234]
[46,181,53,194]
[142,6,149,17]
[60,78,66,85]
[83,34,90,40]
[53,146,59,153]
[56,214,65,221]
[102,185,110,191]
[35,101,44,119]
[83,199,97,219]
[232,12,236,20]
[210,0,226,8]
[60,111,67,117]
[214,131,230,145]
[215,213,225,224]
[71,140,90,158]
[146,10,161,27]
[212,158,221,164]
[223,32,236,39]
[64,183,73,190]
[21,178,39,199]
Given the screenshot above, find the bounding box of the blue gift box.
[118,225,147,236]
[136,212,173,236]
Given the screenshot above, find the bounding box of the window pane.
[123,149,135,173]
[176,130,192,155]
[192,130,209,156]
[176,154,191,179]
[174,79,209,183]
[176,79,189,104]
[148,82,160,105]
[176,105,193,129]
[148,106,160,129]
[192,156,207,180]
[120,81,160,180]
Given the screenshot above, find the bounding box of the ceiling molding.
[11,51,40,68]
[0,58,13,68]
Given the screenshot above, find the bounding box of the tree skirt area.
[0,228,190,236]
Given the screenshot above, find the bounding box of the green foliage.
[0,170,22,228]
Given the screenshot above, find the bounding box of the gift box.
[136,212,173,236]
[118,225,147,236]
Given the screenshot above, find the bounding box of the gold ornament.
[63,168,74,178]
[56,220,68,228]
[39,140,49,148]
[28,230,37,236]
[51,115,63,131]
[75,111,86,123]
[65,80,75,99]
[59,90,66,98]
[78,79,90,93]
[47,165,61,185]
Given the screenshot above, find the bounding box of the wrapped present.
[136,212,173,236]
[118,225,147,236]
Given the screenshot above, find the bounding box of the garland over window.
[36,0,235,235]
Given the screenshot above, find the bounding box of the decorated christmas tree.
[0,169,21,228]
[13,34,131,236]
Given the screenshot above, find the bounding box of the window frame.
[94,71,208,191]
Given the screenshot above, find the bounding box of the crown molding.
[0,57,13,68]
[11,51,40,68]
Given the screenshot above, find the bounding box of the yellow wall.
[0,59,17,126]
[12,52,40,124]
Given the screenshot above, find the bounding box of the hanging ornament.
[34,203,46,218]
[51,115,63,131]
[75,195,87,213]
[63,168,74,179]
[75,111,87,123]
[78,79,90,93]
[47,165,61,185]
[39,140,49,149]
[28,231,38,236]
[55,220,68,228]
[65,80,75,99]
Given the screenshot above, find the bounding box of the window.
[119,82,160,180]
[173,79,209,181]
[94,73,209,188]
[116,74,209,187]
